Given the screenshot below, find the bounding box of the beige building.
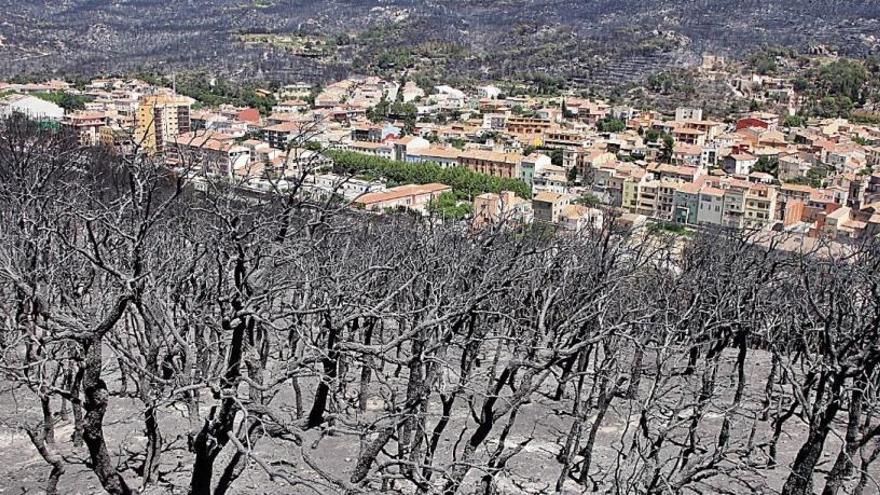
[62,112,108,146]
[472,191,532,228]
[355,183,451,214]
[135,94,192,154]
[532,192,572,224]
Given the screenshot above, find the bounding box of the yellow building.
[135,94,191,154]
[743,184,777,229]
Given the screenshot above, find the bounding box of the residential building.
[273,100,309,114]
[519,153,552,186]
[505,117,553,137]
[312,174,385,200]
[406,146,461,167]
[355,183,451,214]
[262,121,313,150]
[672,126,707,146]
[62,112,108,146]
[391,136,430,162]
[459,149,523,179]
[532,192,571,223]
[533,164,569,195]
[348,140,393,159]
[135,93,192,154]
[543,129,590,149]
[648,163,702,183]
[472,191,532,228]
[724,152,758,176]
[675,107,703,122]
[672,182,702,225]
[168,132,250,179]
[482,113,508,130]
[560,205,603,232]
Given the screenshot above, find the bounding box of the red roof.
[237,108,261,124]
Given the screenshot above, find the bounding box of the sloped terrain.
[1,1,878,84]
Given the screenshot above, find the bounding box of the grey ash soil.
[0,347,870,494]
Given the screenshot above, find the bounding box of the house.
[648,163,703,183]
[391,136,430,162]
[505,117,553,137]
[736,117,772,131]
[724,152,758,176]
[478,85,502,99]
[349,140,393,160]
[560,204,603,232]
[532,164,569,195]
[671,144,703,167]
[273,100,309,114]
[778,153,814,181]
[236,108,261,125]
[169,132,250,179]
[350,124,384,142]
[262,121,313,150]
[311,173,385,201]
[519,153,552,186]
[672,126,707,146]
[472,191,532,228]
[543,129,591,149]
[532,192,572,223]
[672,182,703,225]
[0,94,65,121]
[62,112,108,146]
[578,150,617,182]
[482,113,508,130]
[697,186,726,225]
[406,146,461,168]
[459,149,524,179]
[675,107,703,122]
[819,202,880,241]
[355,183,451,214]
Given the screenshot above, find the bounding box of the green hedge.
[325,150,531,200]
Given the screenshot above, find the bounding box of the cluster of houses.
[3,74,880,241]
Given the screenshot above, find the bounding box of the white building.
[0,94,65,121]
[675,107,703,122]
[519,153,552,186]
[478,85,502,99]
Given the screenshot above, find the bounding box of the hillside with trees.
[2,0,880,89]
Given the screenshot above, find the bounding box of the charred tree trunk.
[306,313,339,429]
[188,311,249,495]
[781,372,845,495]
[82,335,133,495]
[821,381,864,495]
[25,394,66,495]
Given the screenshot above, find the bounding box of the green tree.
[325,150,531,199]
[752,156,779,177]
[33,91,90,112]
[783,115,806,128]
[659,134,675,164]
[597,117,626,133]
[427,191,472,221]
[815,59,868,104]
[574,193,601,207]
[550,148,564,166]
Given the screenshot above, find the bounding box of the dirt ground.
[0,348,873,494]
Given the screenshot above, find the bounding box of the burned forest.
[1,116,880,494]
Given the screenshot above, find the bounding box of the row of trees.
[326,149,532,199]
[2,115,880,495]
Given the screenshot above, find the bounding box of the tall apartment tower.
[135,94,191,154]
